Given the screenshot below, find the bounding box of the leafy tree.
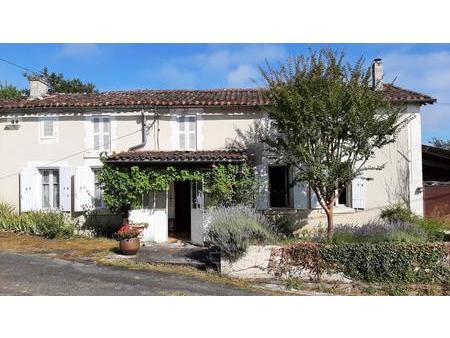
[25,67,98,94]
[97,164,151,225]
[430,137,450,150]
[258,48,410,239]
[0,82,23,99]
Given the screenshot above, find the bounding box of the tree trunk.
[324,203,334,241]
[122,209,130,226]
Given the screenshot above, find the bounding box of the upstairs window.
[40,117,57,139]
[177,115,196,150]
[93,117,111,152]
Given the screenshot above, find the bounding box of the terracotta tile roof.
[382,84,436,104]
[106,150,247,164]
[0,84,435,110]
[422,144,450,160]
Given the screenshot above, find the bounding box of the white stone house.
[0,59,435,244]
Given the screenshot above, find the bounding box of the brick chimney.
[371,58,383,91]
[28,75,49,99]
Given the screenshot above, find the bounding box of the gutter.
[128,108,157,151]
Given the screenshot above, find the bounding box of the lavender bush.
[205,205,277,261]
[307,220,429,243]
[334,221,429,243]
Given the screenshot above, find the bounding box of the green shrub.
[330,221,428,244]
[0,202,15,218]
[380,204,414,223]
[205,205,277,261]
[0,202,74,239]
[271,242,450,284]
[266,212,307,238]
[25,210,74,238]
[380,204,447,241]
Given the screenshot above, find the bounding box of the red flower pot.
[119,238,140,255]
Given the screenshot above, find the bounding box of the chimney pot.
[372,58,383,91]
[28,75,49,99]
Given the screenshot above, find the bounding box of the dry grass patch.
[0,232,115,261]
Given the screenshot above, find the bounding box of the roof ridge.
[98,88,262,94]
[0,85,435,110]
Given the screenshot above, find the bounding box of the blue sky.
[0,43,449,143]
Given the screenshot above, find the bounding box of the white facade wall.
[0,103,425,242]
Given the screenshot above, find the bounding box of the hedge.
[270,242,450,284]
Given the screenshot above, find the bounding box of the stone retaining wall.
[220,245,352,283]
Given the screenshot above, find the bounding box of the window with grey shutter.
[93,117,111,151]
[40,117,57,139]
[177,115,196,150]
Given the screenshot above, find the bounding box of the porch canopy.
[105,150,247,168]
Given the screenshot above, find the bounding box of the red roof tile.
[0,85,435,110]
[106,150,247,164]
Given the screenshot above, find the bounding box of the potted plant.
[113,224,142,255]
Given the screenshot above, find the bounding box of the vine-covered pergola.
[98,150,257,223]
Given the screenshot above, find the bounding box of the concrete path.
[0,252,260,296]
[137,242,216,269]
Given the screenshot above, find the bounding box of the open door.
[190,180,205,245]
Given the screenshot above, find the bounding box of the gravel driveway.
[0,252,260,296]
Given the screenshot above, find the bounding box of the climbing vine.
[97,158,258,219]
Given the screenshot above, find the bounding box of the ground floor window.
[269,165,290,208]
[93,168,105,208]
[142,191,167,209]
[338,186,347,205]
[336,186,350,207]
[40,169,59,209]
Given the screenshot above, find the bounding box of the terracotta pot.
[119,238,140,255]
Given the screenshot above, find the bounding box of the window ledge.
[84,151,101,159]
[332,206,356,214]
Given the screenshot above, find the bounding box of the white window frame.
[142,191,167,210]
[335,185,351,207]
[39,116,58,140]
[40,168,60,209]
[92,167,106,209]
[92,116,111,152]
[177,114,197,150]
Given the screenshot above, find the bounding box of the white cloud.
[383,51,450,90]
[153,65,197,88]
[382,50,450,142]
[59,44,100,58]
[140,44,288,89]
[192,44,286,72]
[226,64,258,87]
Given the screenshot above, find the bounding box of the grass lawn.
[0,231,116,261]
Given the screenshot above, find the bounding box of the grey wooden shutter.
[74,167,95,211]
[352,177,366,209]
[59,167,72,212]
[20,167,39,212]
[292,168,308,209]
[255,163,269,210]
[310,188,321,209]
